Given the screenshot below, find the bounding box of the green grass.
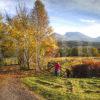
[22,76,100,100]
[2,57,18,65]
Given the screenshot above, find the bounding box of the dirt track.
[0,65,43,100]
[0,76,41,100]
[0,77,40,100]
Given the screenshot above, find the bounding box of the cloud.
[53,22,100,38]
[0,0,100,37]
[80,19,96,23]
[44,0,100,20]
[0,0,18,16]
[73,0,100,14]
[79,23,100,38]
[0,0,34,16]
[44,0,100,37]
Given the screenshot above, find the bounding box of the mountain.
[54,32,100,42]
[64,32,92,41]
[53,33,64,40]
[94,37,100,42]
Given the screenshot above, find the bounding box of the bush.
[72,62,100,78]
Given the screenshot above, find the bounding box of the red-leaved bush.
[72,61,100,78]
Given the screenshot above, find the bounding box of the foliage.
[59,47,100,57]
[2,0,58,70]
[45,57,100,78]
[2,57,18,65]
[72,62,100,78]
[30,0,58,71]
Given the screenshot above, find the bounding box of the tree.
[6,7,36,69]
[91,48,99,56]
[31,0,57,71]
[0,15,3,65]
[71,48,78,56]
[6,0,57,71]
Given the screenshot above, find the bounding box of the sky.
[0,0,100,38]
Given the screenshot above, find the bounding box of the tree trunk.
[35,39,41,72]
[0,50,3,66]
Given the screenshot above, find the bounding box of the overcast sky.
[0,0,100,38]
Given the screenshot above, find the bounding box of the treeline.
[58,47,100,57]
[58,41,100,48]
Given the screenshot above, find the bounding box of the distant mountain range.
[53,32,100,42]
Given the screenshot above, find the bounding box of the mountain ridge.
[53,32,100,42]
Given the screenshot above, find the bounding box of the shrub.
[72,61,100,78]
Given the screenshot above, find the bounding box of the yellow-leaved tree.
[6,0,58,71]
[30,0,58,71]
[0,15,3,65]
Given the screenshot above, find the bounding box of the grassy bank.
[22,75,100,100]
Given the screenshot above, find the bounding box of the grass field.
[1,57,18,65]
[0,57,100,99]
[22,75,100,100]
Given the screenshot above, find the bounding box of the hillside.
[54,32,100,42]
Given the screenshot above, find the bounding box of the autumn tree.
[0,15,4,39]
[6,0,57,71]
[6,6,36,69]
[91,48,99,56]
[30,0,57,71]
[0,15,3,65]
[0,15,8,65]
